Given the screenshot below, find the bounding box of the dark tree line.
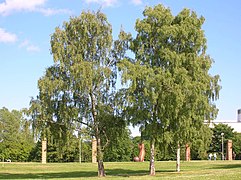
[0,108,34,162]
[4,107,241,164]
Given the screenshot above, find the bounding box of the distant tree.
[130,136,151,161]
[78,127,92,162]
[29,129,92,162]
[0,108,34,162]
[28,98,42,142]
[103,127,132,162]
[81,140,92,162]
[233,133,241,160]
[47,133,79,162]
[28,141,41,162]
[118,4,220,174]
[29,95,85,162]
[0,108,20,161]
[210,123,241,159]
[130,136,141,159]
[191,124,213,160]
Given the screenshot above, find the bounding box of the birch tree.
[36,10,117,176]
[118,4,220,174]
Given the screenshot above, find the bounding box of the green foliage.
[210,124,234,154]
[20,4,220,170]
[46,133,80,163]
[29,133,92,163]
[130,136,151,161]
[191,125,213,160]
[29,10,124,175]
[81,140,92,162]
[118,4,220,168]
[233,133,241,159]
[0,108,34,162]
[130,136,141,159]
[28,141,41,162]
[155,141,176,161]
[210,123,241,159]
[103,128,132,162]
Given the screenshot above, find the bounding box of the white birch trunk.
[149,141,155,175]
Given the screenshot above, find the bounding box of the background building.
[210,109,241,132]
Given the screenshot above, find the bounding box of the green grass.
[1,160,241,179]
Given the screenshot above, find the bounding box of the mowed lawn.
[1,160,241,179]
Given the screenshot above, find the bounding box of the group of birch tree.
[30,4,220,177]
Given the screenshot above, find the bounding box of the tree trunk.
[41,138,47,164]
[176,143,180,172]
[91,92,105,177]
[149,140,155,176]
[79,137,82,164]
[98,159,105,177]
[97,136,106,177]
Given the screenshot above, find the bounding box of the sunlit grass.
[1,160,241,179]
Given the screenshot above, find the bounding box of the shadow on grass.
[0,169,176,179]
[156,169,176,173]
[0,171,97,179]
[106,169,175,177]
[210,163,241,170]
[0,169,177,179]
[106,169,148,177]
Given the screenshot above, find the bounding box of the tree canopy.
[30,10,128,176]
[118,4,220,174]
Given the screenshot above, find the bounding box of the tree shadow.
[156,169,176,173]
[210,163,241,170]
[106,169,176,177]
[0,171,97,179]
[0,168,176,179]
[106,168,148,177]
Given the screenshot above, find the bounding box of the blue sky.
[0,0,241,129]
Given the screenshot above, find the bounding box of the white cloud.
[84,0,118,7]
[19,39,29,48]
[0,0,70,16]
[0,0,45,15]
[26,45,40,52]
[85,0,99,3]
[131,0,142,5]
[0,28,17,43]
[19,39,40,52]
[37,8,72,16]
[103,0,118,7]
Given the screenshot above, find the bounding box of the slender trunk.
[97,135,105,176]
[79,136,82,163]
[149,139,155,176]
[176,143,180,172]
[42,138,47,164]
[91,92,105,177]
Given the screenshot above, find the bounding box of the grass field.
[1,160,241,179]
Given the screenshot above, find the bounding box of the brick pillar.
[138,143,145,162]
[226,140,232,160]
[92,138,97,163]
[185,144,191,161]
[42,138,47,164]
